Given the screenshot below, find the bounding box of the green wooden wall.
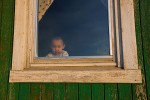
[0,0,150,99]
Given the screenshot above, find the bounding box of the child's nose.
[55,48,59,51]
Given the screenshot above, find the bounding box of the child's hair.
[51,37,65,45]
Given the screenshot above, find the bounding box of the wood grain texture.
[118,84,132,100]
[33,56,114,63]
[11,0,141,83]
[31,62,117,67]
[0,0,150,99]
[108,0,115,57]
[139,0,150,99]
[105,84,118,100]
[117,1,142,96]
[92,84,104,100]
[114,0,122,67]
[0,0,15,99]
[0,0,2,33]
[79,84,91,100]
[11,0,141,84]
[8,84,19,100]
[65,83,78,100]
[53,83,66,100]
[18,84,30,100]
[9,69,142,83]
[120,0,138,69]
[12,0,28,70]
[27,0,37,68]
[41,83,53,100]
[132,0,147,99]
[30,83,42,100]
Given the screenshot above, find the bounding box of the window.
[38,0,110,57]
[10,0,142,83]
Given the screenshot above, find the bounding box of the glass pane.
[38,0,110,57]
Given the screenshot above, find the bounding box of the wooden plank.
[108,0,115,58]
[105,84,118,100]
[27,0,37,66]
[12,0,28,70]
[0,0,16,99]
[139,0,150,99]
[33,56,114,63]
[120,0,138,69]
[118,84,132,100]
[114,0,121,67]
[65,83,78,100]
[53,83,65,100]
[92,84,104,100]
[18,84,30,100]
[41,83,54,100]
[0,0,2,32]
[2,0,23,99]
[79,84,91,100]
[31,62,116,67]
[117,0,135,93]
[29,66,120,70]
[8,84,19,100]
[32,57,115,68]
[132,0,147,99]
[9,69,142,83]
[0,0,5,98]
[30,83,42,100]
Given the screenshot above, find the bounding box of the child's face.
[51,39,65,55]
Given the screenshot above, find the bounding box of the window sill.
[9,67,142,83]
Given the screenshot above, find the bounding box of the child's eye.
[52,45,56,48]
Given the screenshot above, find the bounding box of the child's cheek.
[52,48,55,52]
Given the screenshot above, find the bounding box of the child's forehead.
[51,39,64,44]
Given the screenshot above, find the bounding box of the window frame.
[35,0,115,66]
[9,0,142,83]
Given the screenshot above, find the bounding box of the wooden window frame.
[9,0,142,83]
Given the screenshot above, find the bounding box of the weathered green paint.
[19,84,30,100]
[118,84,132,100]
[30,83,42,100]
[0,0,150,100]
[105,84,118,100]
[132,0,147,99]
[139,0,150,99]
[0,0,15,100]
[79,84,91,100]
[53,83,66,100]
[41,83,53,100]
[66,83,78,100]
[8,84,19,100]
[92,84,104,100]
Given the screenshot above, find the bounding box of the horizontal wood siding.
[0,0,150,99]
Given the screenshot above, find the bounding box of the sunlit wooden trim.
[33,56,114,64]
[31,62,116,67]
[10,69,142,83]
[10,0,141,83]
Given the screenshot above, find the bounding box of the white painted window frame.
[9,0,142,83]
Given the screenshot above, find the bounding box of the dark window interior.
[38,0,110,57]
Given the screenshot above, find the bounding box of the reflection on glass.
[38,0,110,57]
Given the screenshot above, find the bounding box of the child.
[46,37,69,57]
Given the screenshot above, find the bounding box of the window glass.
[38,0,110,57]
